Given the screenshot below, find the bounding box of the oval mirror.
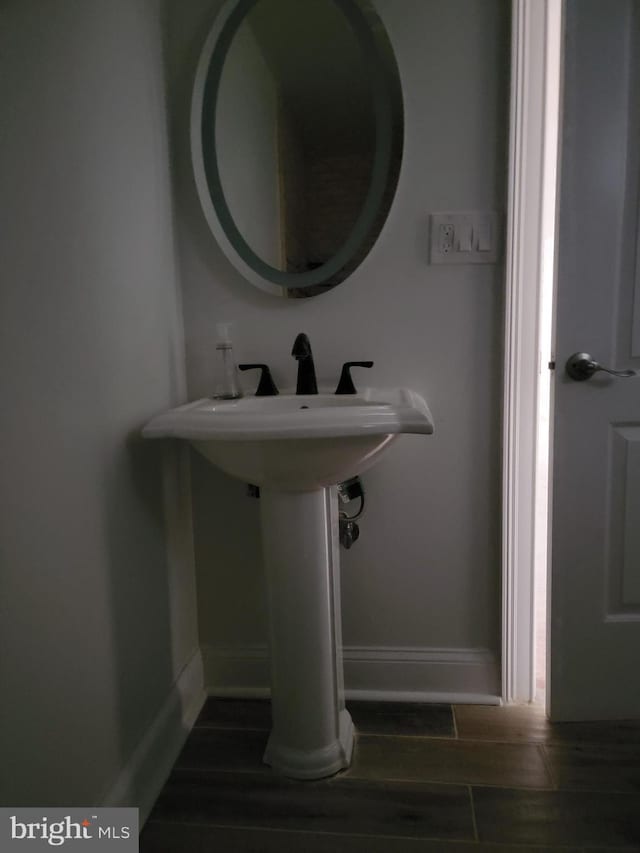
[192,0,404,297]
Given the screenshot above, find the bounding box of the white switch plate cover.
[429,211,500,264]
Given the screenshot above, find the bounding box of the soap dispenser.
[212,322,243,400]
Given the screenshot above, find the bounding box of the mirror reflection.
[199,0,403,296]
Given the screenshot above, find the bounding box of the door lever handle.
[565,352,638,381]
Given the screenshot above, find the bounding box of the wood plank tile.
[454,704,551,743]
[195,697,271,730]
[348,733,553,789]
[347,701,454,737]
[175,727,269,773]
[547,718,640,746]
[473,785,640,847]
[140,821,582,853]
[454,704,640,746]
[544,743,640,792]
[590,849,640,853]
[148,768,475,842]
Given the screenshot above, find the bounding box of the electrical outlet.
[439,224,454,254]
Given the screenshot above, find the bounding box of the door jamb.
[502,0,562,704]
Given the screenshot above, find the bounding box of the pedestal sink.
[143,387,433,779]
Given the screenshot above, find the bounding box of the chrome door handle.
[565,352,639,381]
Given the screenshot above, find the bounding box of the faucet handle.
[239,364,279,396]
[335,361,374,394]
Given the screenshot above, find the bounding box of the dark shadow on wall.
[103,430,176,808]
[190,451,267,667]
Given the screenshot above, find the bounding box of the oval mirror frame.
[191,0,403,297]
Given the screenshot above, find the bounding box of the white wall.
[166,0,510,698]
[0,0,200,809]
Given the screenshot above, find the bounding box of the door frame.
[502,0,563,704]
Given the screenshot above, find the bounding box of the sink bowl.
[143,387,433,490]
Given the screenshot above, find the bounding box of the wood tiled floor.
[141,699,640,851]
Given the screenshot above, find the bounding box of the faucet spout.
[291,333,318,395]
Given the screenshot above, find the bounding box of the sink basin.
[142,387,433,490]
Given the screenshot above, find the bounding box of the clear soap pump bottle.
[213,322,243,400]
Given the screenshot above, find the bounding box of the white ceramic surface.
[142,386,433,777]
[142,387,434,490]
[260,487,353,778]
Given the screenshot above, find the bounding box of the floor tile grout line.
[361,730,640,747]
[452,704,459,739]
[350,729,458,741]
[142,819,477,845]
[168,764,640,795]
[195,728,458,742]
[467,784,479,842]
[539,742,559,790]
[324,775,557,793]
[336,731,542,744]
[194,724,640,750]
[193,728,640,755]
[196,720,640,748]
[144,817,602,849]
[169,764,553,792]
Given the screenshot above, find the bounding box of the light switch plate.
[429,211,500,264]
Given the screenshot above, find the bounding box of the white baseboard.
[202,643,500,704]
[102,648,206,824]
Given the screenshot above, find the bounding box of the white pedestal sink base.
[264,708,354,780]
[142,389,434,778]
[260,486,353,779]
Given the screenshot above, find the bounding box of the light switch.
[457,223,472,252]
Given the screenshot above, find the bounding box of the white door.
[549,0,640,720]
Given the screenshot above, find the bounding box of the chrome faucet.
[291,332,318,394]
